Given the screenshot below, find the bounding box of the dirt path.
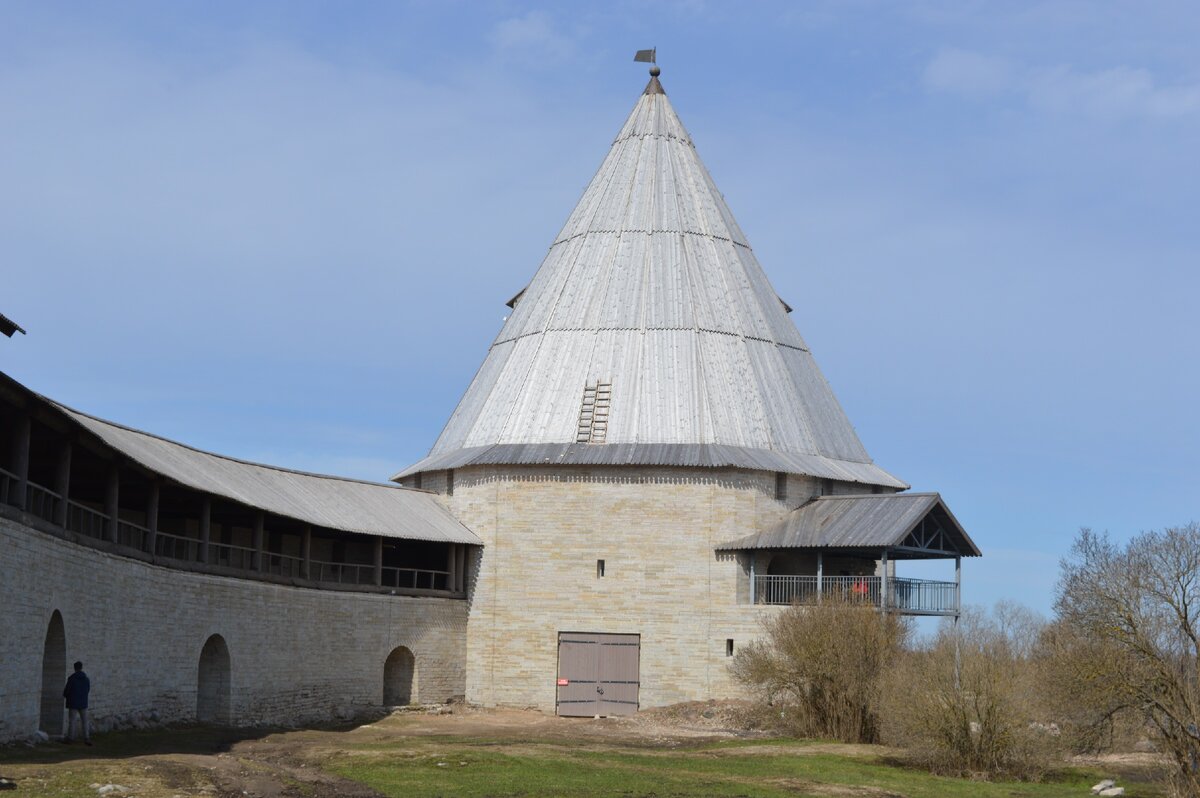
[0,703,781,798]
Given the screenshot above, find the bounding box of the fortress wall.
[444,465,825,712]
[0,516,467,742]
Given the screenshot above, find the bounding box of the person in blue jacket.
[62,661,92,745]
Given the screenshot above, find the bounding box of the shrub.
[878,606,1059,780]
[730,598,908,743]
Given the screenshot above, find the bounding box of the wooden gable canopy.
[716,492,981,559]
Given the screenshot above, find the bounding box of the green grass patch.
[329,738,1159,798]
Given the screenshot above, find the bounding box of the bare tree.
[1053,524,1200,796]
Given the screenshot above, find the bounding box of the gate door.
[556,632,640,717]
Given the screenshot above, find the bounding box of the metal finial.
[649,65,661,77]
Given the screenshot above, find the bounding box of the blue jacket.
[63,672,89,710]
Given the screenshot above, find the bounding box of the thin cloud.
[924,48,1014,96]
[924,47,1200,119]
[488,11,575,63]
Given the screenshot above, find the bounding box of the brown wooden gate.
[556,632,640,717]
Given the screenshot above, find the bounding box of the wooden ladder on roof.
[576,381,612,444]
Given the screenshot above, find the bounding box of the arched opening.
[383,647,416,706]
[197,634,231,724]
[39,611,66,735]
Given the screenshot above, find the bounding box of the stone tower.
[397,69,911,712]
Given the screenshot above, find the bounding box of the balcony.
[752,574,959,616]
[1,466,463,598]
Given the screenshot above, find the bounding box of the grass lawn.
[0,715,1165,798]
[330,735,1160,798]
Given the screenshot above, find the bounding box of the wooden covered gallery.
[0,370,478,597]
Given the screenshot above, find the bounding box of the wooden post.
[880,548,889,612]
[372,536,383,587]
[748,553,756,605]
[145,481,159,554]
[446,543,457,592]
[302,525,312,580]
[955,555,962,617]
[954,555,962,690]
[458,545,467,593]
[53,440,72,527]
[816,551,824,604]
[198,496,211,564]
[252,512,265,572]
[105,464,120,542]
[10,413,30,510]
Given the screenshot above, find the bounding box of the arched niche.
[383,646,417,707]
[40,610,66,735]
[197,634,232,724]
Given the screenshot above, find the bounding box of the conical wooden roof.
[399,73,905,488]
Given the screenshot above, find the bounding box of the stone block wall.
[441,465,865,713]
[0,515,467,743]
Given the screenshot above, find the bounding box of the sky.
[3,1,1197,618]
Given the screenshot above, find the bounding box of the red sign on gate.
[556,678,569,686]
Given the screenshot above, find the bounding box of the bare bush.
[1051,525,1200,797]
[878,606,1059,780]
[729,598,908,743]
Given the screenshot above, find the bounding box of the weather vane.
[634,48,660,76]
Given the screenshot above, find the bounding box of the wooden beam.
[104,464,119,543]
[145,481,159,554]
[880,548,889,612]
[816,551,824,604]
[10,412,30,510]
[373,536,383,587]
[252,512,265,572]
[198,496,211,564]
[748,553,756,604]
[53,440,72,527]
[302,525,312,580]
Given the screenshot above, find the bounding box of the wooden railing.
[309,559,376,586]
[208,540,257,571]
[383,567,450,592]
[116,520,150,551]
[2,471,464,597]
[261,551,304,579]
[0,466,14,506]
[155,530,201,562]
[25,482,60,523]
[66,500,108,541]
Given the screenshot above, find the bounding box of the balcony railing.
[753,574,958,616]
[383,566,450,592]
[155,530,202,562]
[2,470,465,597]
[66,500,108,541]
[0,466,15,506]
[116,519,150,551]
[209,541,258,571]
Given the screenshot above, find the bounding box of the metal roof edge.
[396,444,908,487]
